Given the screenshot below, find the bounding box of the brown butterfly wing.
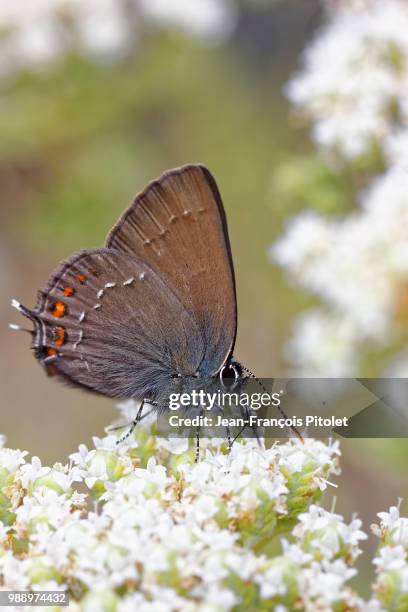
[106,164,237,375]
[20,248,204,399]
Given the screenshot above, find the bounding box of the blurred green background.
[0,0,406,595]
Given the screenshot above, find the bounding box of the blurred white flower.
[384,129,408,168]
[0,0,133,76]
[376,505,402,530]
[0,521,9,541]
[0,0,237,80]
[272,0,408,376]
[283,309,360,376]
[271,210,333,276]
[257,560,288,599]
[373,545,406,572]
[300,558,358,605]
[369,504,408,605]
[373,505,408,547]
[83,453,109,489]
[0,447,28,473]
[295,504,367,563]
[156,436,190,454]
[281,540,313,565]
[287,0,408,159]
[274,169,408,336]
[115,399,141,422]
[69,442,90,467]
[0,552,32,590]
[70,0,134,60]
[272,167,408,374]
[140,0,237,44]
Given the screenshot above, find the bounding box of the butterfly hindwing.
[20,248,205,399]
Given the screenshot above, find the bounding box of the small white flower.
[373,545,407,571]
[84,453,109,488]
[92,435,119,452]
[0,447,28,473]
[257,560,289,599]
[156,436,189,454]
[115,399,141,421]
[0,521,9,541]
[377,505,401,529]
[281,540,313,565]
[19,455,50,486]
[134,457,168,489]
[70,443,90,466]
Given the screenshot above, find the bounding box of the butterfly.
[11,165,246,441]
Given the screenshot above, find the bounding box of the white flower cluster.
[1,404,379,611]
[273,0,408,376]
[251,502,368,609]
[0,0,235,79]
[287,0,408,160]
[272,168,408,375]
[369,504,408,610]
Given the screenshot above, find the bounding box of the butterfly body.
[12,164,239,411]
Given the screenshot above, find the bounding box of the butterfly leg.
[212,402,240,451]
[225,424,232,454]
[249,418,263,449]
[194,425,201,463]
[244,405,263,449]
[115,399,145,444]
[107,423,131,433]
[229,406,257,447]
[107,407,154,433]
[231,424,246,446]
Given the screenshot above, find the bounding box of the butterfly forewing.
[26,248,204,399]
[106,164,237,375]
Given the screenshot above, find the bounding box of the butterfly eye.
[219,363,240,391]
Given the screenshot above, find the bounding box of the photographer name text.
[167,414,349,429]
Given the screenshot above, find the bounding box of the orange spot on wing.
[63,286,75,297]
[55,326,66,346]
[52,301,66,317]
[47,348,58,356]
[75,274,86,284]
